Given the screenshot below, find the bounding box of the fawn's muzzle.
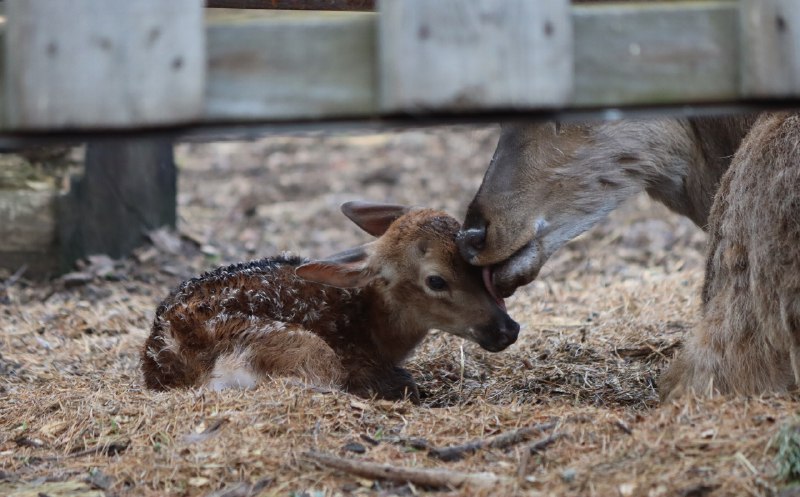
[477,313,520,352]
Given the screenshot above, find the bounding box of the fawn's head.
[296,201,519,352]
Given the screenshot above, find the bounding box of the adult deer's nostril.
[458,227,487,260]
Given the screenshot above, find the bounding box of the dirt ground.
[1,125,798,497]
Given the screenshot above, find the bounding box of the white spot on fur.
[156,322,181,355]
[207,351,257,391]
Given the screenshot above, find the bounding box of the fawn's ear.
[295,245,372,288]
[341,201,412,237]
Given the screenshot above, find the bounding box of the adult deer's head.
[459,121,680,296]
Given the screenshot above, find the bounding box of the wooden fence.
[1,0,799,145]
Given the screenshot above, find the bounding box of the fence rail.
[1,0,799,145]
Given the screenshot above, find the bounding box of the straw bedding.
[1,126,797,496]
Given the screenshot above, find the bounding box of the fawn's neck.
[348,286,429,367]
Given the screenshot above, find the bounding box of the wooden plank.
[740,0,800,97]
[59,139,176,266]
[0,190,57,253]
[0,27,5,131]
[0,1,795,136]
[378,0,573,112]
[4,0,205,130]
[572,1,739,106]
[206,0,375,10]
[0,189,59,276]
[205,13,376,120]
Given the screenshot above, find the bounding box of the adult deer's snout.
[457,226,487,262]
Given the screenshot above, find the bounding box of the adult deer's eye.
[425,275,448,292]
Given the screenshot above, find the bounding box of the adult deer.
[458,113,800,398]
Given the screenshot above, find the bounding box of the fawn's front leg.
[345,360,420,404]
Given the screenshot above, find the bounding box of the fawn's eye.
[425,275,448,292]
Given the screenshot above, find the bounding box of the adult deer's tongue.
[482,266,506,311]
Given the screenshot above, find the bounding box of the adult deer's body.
[661,113,800,398]
[458,112,800,398]
[143,202,519,403]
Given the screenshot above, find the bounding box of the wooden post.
[59,140,176,268]
[378,0,573,112]
[4,0,205,130]
[740,0,800,97]
[0,189,59,277]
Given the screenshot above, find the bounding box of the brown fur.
[459,116,757,297]
[660,113,800,398]
[459,112,800,398]
[142,204,518,403]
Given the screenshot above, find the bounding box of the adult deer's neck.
[602,114,757,229]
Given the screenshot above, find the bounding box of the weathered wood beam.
[6,0,800,143]
[59,140,176,267]
[573,1,739,106]
[205,13,376,120]
[206,0,374,10]
[0,189,59,277]
[740,0,800,97]
[4,0,205,130]
[378,0,573,112]
[204,2,742,120]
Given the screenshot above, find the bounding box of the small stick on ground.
[44,439,131,461]
[528,433,565,454]
[304,451,508,490]
[429,421,557,462]
[614,419,633,435]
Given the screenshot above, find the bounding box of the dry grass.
[1,126,796,496]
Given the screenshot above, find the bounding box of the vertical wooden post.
[379,0,573,112]
[740,0,800,97]
[4,0,204,130]
[59,140,176,268]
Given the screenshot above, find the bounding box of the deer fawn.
[458,113,800,398]
[141,201,519,403]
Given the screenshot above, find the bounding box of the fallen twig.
[183,418,228,444]
[528,433,565,454]
[614,419,633,435]
[2,264,27,288]
[45,439,131,460]
[384,435,431,451]
[429,421,557,462]
[204,477,273,497]
[303,450,508,489]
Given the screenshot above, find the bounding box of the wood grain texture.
[572,1,739,106]
[206,0,375,10]
[205,13,376,120]
[740,0,800,97]
[0,1,797,134]
[378,0,573,111]
[59,139,176,268]
[4,0,205,129]
[0,189,59,276]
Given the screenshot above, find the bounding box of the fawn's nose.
[497,314,520,346]
[478,312,520,352]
